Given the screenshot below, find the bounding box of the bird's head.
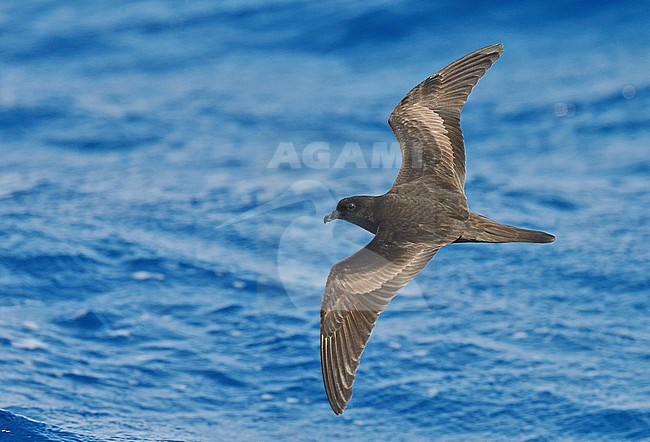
[324,196,379,234]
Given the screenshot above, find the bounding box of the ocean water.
[1,1,649,441]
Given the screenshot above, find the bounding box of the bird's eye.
[346,203,356,211]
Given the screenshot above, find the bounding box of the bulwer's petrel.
[321,44,555,414]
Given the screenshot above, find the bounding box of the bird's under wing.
[320,235,440,414]
[388,43,503,191]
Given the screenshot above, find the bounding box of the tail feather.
[455,212,555,244]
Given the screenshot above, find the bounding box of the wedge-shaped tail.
[455,212,555,244]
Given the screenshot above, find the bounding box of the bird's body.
[320,44,555,415]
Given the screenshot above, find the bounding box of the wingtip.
[468,43,503,57]
[326,395,347,415]
[483,43,504,54]
[326,386,349,415]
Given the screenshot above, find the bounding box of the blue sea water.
[1,1,649,440]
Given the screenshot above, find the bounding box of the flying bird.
[320,43,555,415]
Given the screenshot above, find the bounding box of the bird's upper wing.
[388,43,503,191]
[320,234,440,414]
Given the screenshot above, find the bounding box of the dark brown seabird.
[320,43,555,415]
